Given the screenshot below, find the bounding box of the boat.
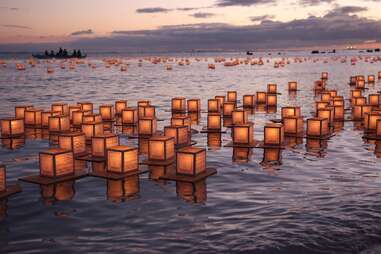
[246,51,254,56]
[32,48,87,59]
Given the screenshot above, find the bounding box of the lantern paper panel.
[266,94,277,107]
[352,105,372,121]
[187,99,201,112]
[107,146,138,173]
[15,105,33,119]
[69,106,81,120]
[364,112,381,131]
[83,114,102,124]
[138,118,157,136]
[164,126,189,145]
[215,96,225,108]
[227,91,237,102]
[82,122,104,139]
[208,99,221,113]
[232,110,248,125]
[369,94,381,106]
[138,106,156,119]
[1,118,24,137]
[176,147,206,176]
[78,102,93,113]
[72,111,84,127]
[288,81,297,91]
[171,116,191,131]
[267,84,277,94]
[92,134,120,157]
[256,92,267,104]
[115,100,128,114]
[58,132,86,155]
[307,118,329,137]
[232,123,254,144]
[48,115,70,133]
[99,105,115,121]
[283,117,304,135]
[317,107,334,124]
[148,136,175,161]
[171,97,186,112]
[207,113,222,130]
[264,123,284,146]
[24,109,42,126]
[51,103,69,116]
[243,95,255,108]
[281,107,301,119]
[39,148,74,178]
[138,100,150,107]
[122,108,138,125]
[223,102,236,117]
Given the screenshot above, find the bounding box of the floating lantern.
[0,165,5,192]
[99,104,115,121]
[72,111,84,127]
[148,136,175,161]
[171,97,186,112]
[329,90,337,97]
[307,118,329,138]
[41,111,59,128]
[364,112,381,132]
[352,105,372,120]
[369,94,381,106]
[15,105,33,119]
[267,84,277,94]
[332,97,344,107]
[187,99,201,112]
[315,101,329,112]
[51,103,69,116]
[24,109,42,126]
[82,114,102,124]
[266,94,277,107]
[176,147,206,176]
[356,80,366,89]
[243,95,255,108]
[39,148,74,178]
[171,116,191,131]
[264,123,284,146]
[223,102,236,117]
[207,113,222,130]
[232,110,248,125]
[256,92,267,104]
[121,108,138,125]
[351,90,362,98]
[48,115,70,133]
[288,81,297,91]
[138,105,156,119]
[352,96,367,106]
[283,116,304,135]
[164,125,189,145]
[320,92,331,102]
[58,132,86,155]
[1,118,24,137]
[208,99,220,113]
[92,134,119,157]
[232,123,254,145]
[368,75,375,83]
[227,91,237,102]
[115,100,127,115]
[107,146,138,173]
[333,105,345,121]
[78,102,93,113]
[81,122,104,140]
[321,72,328,80]
[281,106,301,119]
[137,100,150,107]
[69,105,81,120]
[317,107,334,125]
[138,118,157,136]
[215,96,225,108]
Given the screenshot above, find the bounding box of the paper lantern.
[283,116,304,135]
[164,125,189,145]
[81,122,104,140]
[364,112,381,132]
[369,94,381,106]
[115,100,127,115]
[48,115,70,133]
[176,181,206,203]
[232,123,254,144]
[187,99,201,112]
[24,109,42,127]
[207,113,221,130]
[138,138,149,154]
[352,105,372,120]
[58,132,86,155]
[107,146,138,173]
[15,105,33,119]
[267,84,277,94]
[91,134,119,157]
[368,75,375,83]
[321,72,328,80]
[232,110,248,125]
[1,137,25,149]
[39,148,74,178]
[320,92,331,102]
[99,104,114,121]
[51,103,69,116]
[227,91,237,102]
[41,111,60,128]
[264,123,284,146]
[333,105,345,121]
[78,102,93,113]
[329,90,337,97]
[138,118,157,136]
[288,81,297,91]
[266,94,277,107]
[69,105,81,120]
[353,96,366,106]
[307,118,329,137]
[83,114,102,124]
[349,76,357,86]
[171,97,186,112]
[176,147,206,176]
[351,90,362,98]
[122,108,138,125]
[317,107,334,124]
[256,92,267,104]
[315,101,329,112]
[215,96,225,108]
[243,95,255,108]
[281,106,301,119]
[1,118,24,137]
[356,80,365,89]
[223,102,236,117]
[138,105,156,119]
[148,136,175,161]
[171,116,191,131]
[332,97,344,107]
[207,133,221,147]
[208,99,220,113]
[107,175,139,201]
[137,100,150,107]
[72,111,84,127]
[0,165,5,192]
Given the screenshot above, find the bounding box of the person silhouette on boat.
[50,50,55,57]
[57,48,63,57]
[72,50,77,58]
[63,49,68,57]
[77,50,82,58]
[44,50,49,56]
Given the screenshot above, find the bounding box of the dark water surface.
[1,53,381,253]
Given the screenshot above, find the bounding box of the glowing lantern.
[321,72,328,80]
[264,123,284,146]
[315,101,329,112]
[58,132,86,155]
[107,146,138,173]
[320,92,331,102]
[69,105,81,120]
[148,136,175,161]
[122,108,138,125]
[352,105,372,120]
[369,94,381,106]
[83,114,102,124]
[329,90,337,97]
[283,116,304,135]
[256,92,267,104]
[281,106,301,119]
[267,84,277,94]
[51,103,69,116]
[138,118,157,136]
[137,100,150,107]
[1,118,24,137]
[364,112,381,132]
[227,91,237,102]
[176,147,206,176]
[243,95,255,108]
[138,105,156,119]
[42,111,58,128]
[368,75,375,83]
[78,102,93,113]
[232,110,248,125]
[15,105,33,119]
[307,118,329,137]
[223,102,236,117]
[353,97,366,106]
[171,97,186,112]
[187,99,201,112]
[207,113,221,130]
[164,125,189,145]
[351,90,362,98]
[171,116,191,131]
[232,123,254,145]
[72,111,84,127]
[317,107,334,125]
[356,80,365,89]
[0,165,5,192]
[92,134,119,157]
[24,109,42,126]
[208,99,220,113]
[215,96,225,108]
[266,94,277,107]
[99,104,114,121]
[333,105,345,121]
[288,81,297,91]
[39,148,74,178]
[81,122,104,140]
[115,100,127,115]
[349,76,357,86]
[48,115,70,133]
[332,97,344,107]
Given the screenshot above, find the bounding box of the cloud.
[2,24,32,30]
[71,29,94,36]
[327,6,368,15]
[136,7,172,13]
[190,12,217,18]
[250,15,275,22]
[299,0,335,6]
[215,0,276,7]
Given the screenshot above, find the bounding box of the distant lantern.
[81,122,104,140]
[349,76,357,86]
[176,147,206,176]
[307,118,329,137]
[107,146,138,174]
[332,97,344,107]
[321,72,328,80]
[122,108,138,125]
[376,119,381,137]
[352,105,372,121]
[315,101,329,112]
[41,111,59,128]
[356,80,366,89]
[256,92,267,104]
[264,123,284,146]
[223,102,236,117]
[99,104,115,121]
[317,107,334,125]
[148,136,175,161]
[281,106,301,119]
[78,102,93,113]
[227,91,237,102]
[171,116,191,131]
[351,89,362,98]
[138,105,156,119]
[232,110,248,125]
[51,103,69,116]
[15,105,33,119]
[333,105,345,121]
[48,115,70,133]
[69,105,81,120]
[320,92,331,102]
[283,116,304,135]
[263,148,282,164]
[1,118,24,137]
[368,94,381,106]
[352,96,367,106]
[171,97,186,112]
[82,114,102,124]
[207,113,222,130]
[58,132,86,156]
[232,123,254,145]
[208,99,220,113]
[0,164,5,192]
[288,81,297,91]
[266,94,277,107]
[243,95,255,108]
[267,84,277,94]
[137,100,150,107]
[138,118,157,136]
[215,96,225,108]
[24,109,42,127]
[368,75,375,83]
[92,134,119,157]
[364,112,381,132]
[115,100,127,115]
[164,125,189,145]
[39,148,74,178]
[72,111,84,127]
[378,71,381,80]
[187,99,201,112]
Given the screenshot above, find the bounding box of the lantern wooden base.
[19,171,87,185]
[0,184,22,199]
[269,118,283,124]
[76,154,106,162]
[304,133,335,140]
[254,141,286,149]
[0,134,25,139]
[159,167,217,183]
[363,134,381,140]
[140,158,175,166]
[89,168,148,180]
[224,140,261,148]
[200,127,227,134]
[175,140,197,149]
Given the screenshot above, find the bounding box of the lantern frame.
[39,148,74,178]
[1,118,24,137]
[106,146,139,174]
[176,147,206,176]
[148,136,175,161]
[264,123,284,146]
[58,132,86,156]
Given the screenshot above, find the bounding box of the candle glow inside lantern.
[320,92,331,102]
[115,100,127,115]
[1,118,24,137]
[207,113,222,130]
[41,111,60,128]
[122,108,138,125]
[264,123,284,146]
[15,105,33,119]
[283,116,304,135]
[24,109,42,126]
[369,94,381,106]
[187,99,201,112]
[99,104,115,121]
[232,123,254,144]
[307,118,329,137]
[351,89,362,98]
[138,105,156,119]
[321,72,328,80]
[92,134,119,157]
[232,110,248,125]
[171,97,186,112]
[317,107,334,125]
[356,80,366,89]
[281,106,301,119]
[208,99,221,113]
[266,94,277,107]
[176,147,206,176]
[107,146,138,174]
[368,75,375,83]
[227,91,237,102]
[137,100,150,107]
[0,165,5,192]
[39,148,74,178]
[215,96,225,108]
[48,115,70,133]
[51,103,69,116]
[69,105,81,120]
[243,95,255,108]
[288,81,297,91]
[82,114,102,124]
[138,118,157,136]
[352,105,372,120]
[78,102,93,113]
[353,96,367,106]
[267,84,277,94]
[72,111,84,127]
[164,125,189,145]
[148,136,175,161]
[256,92,267,104]
[82,122,104,140]
[58,132,86,155]
[171,116,191,131]
[223,102,236,117]
[364,112,381,132]
[333,105,345,120]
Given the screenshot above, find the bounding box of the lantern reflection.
[40,181,75,204]
[306,138,328,157]
[233,147,252,162]
[208,99,220,113]
[261,148,282,165]
[207,133,222,148]
[107,175,140,202]
[1,137,25,150]
[176,181,206,203]
[15,105,33,119]
[243,95,255,108]
[232,123,254,145]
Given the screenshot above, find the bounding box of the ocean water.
[1,52,381,253]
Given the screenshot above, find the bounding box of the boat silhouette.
[32,48,87,59]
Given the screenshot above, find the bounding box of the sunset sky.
[1,0,381,51]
